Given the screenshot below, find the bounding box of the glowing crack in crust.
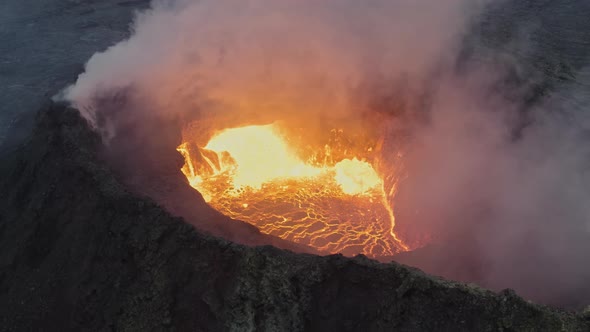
[178,124,408,257]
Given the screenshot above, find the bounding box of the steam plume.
[63,0,590,307]
[64,0,486,127]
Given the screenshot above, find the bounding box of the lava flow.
[178,123,408,257]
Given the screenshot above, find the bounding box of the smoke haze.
[65,0,487,128]
[64,0,590,308]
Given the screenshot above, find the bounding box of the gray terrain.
[0,0,149,149]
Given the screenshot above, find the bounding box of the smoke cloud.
[64,0,590,308]
[64,0,487,130]
[394,64,590,307]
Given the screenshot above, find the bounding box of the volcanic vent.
[177,119,408,258]
[60,0,462,259]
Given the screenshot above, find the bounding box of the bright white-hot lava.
[202,125,322,189]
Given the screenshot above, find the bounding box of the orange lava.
[178,123,408,257]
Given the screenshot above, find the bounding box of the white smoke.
[64,0,487,127]
[395,65,590,306]
[63,0,590,308]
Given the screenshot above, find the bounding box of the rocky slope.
[0,102,588,331]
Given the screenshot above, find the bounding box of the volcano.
[3,0,590,330]
[0,101,587,330]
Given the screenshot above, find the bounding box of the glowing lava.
[178,123,407,257]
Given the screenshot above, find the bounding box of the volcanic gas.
[177,122,408,257]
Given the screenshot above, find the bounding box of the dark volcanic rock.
[0,102,588,331]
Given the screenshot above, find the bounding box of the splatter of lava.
[178,122,408,257]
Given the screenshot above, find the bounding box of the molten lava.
[178,123,407,257]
